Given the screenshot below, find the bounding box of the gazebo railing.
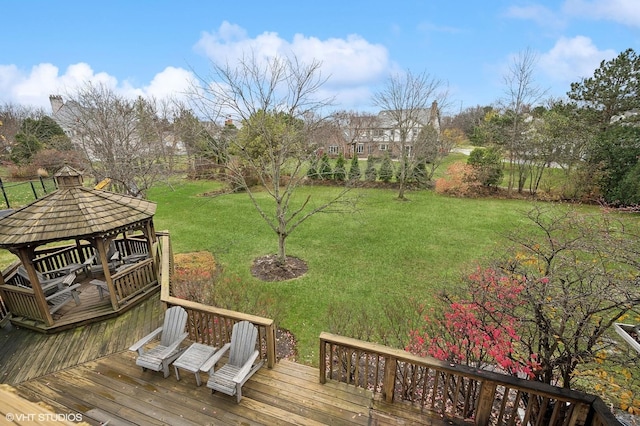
[0,265,45,324]
[0,293,9,326]
[0,285,44,322]
[33,243,94,276]
[112,258,157,305]
[113,237,148,259]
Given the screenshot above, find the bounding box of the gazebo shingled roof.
[0,166,156,248]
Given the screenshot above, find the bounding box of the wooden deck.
[13,351,456,425]
[0,293,454,425]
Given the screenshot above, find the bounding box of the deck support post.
[383,355,397,403]
[475,380,497,425]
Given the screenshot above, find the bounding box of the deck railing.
[319,332,621,426]
[158,233,276,368]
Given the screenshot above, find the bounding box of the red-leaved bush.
[406,267,540,378]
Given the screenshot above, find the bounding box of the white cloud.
[143,67,196,101]
[194,21,391,107]
[563,0,640,26]
[539,36,617,82]
[0,62,195,110]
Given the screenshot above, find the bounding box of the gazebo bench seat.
[46,283,81,314]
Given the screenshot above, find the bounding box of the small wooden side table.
[173,343,217,386]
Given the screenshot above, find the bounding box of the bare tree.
[499,48,546,194]
[498,205,640,388]
[192,53,354,269]
[332,110,378,157]
[372,70,448,200]
[60,83,168,197]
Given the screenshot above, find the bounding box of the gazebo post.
[16,247,54,326]
[141,220,155,261]
[96,239,119,311]
[74,239,87,264]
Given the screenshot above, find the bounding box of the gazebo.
[0,166,164,332]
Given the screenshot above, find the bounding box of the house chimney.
[49,95,64,115]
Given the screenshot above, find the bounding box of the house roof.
[0,166,156,248]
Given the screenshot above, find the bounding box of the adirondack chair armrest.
[41,280,62,294]
[44,264,82,278]
[44,283,81,302]
[156,332,189,359]
[129,327,163,353]
[233,350,261,384]
[200,343,230,372]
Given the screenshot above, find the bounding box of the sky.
[2,0,639,116]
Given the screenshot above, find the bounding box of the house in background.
[325,101,441,159]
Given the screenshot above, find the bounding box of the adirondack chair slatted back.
[228,321,258,367]
[17,266,45,283]
[160,306,188,347]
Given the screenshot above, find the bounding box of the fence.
[0,176,57,209]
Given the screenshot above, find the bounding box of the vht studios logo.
[5,412,83,422]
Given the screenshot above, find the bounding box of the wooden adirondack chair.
[16,266,76,296]
[200,321,264,402]
[129,306,188,378]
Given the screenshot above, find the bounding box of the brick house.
[325,101,441,159]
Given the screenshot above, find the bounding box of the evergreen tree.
[319,152,332,180]
[348,155,361,181]
[11,133,43,164]
[467,147,504,187]
[11,116,70,164]
[365,155,377,181]
[568,48,640,129]
[590,125,640,205]
[396,161,410,182]
[307,156,319,179]
[334,153,347,181]
[412,161,427,185]
[379,153,394,183]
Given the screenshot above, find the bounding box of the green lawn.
[0,158,585,364]
[148,178,538,364]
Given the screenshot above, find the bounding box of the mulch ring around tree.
[250,254,308,282]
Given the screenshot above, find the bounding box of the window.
[356,144,364,154]
[379,143,388,151]
[328,145,339,154]
[373,129,385,138]
[367,145,374,155]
